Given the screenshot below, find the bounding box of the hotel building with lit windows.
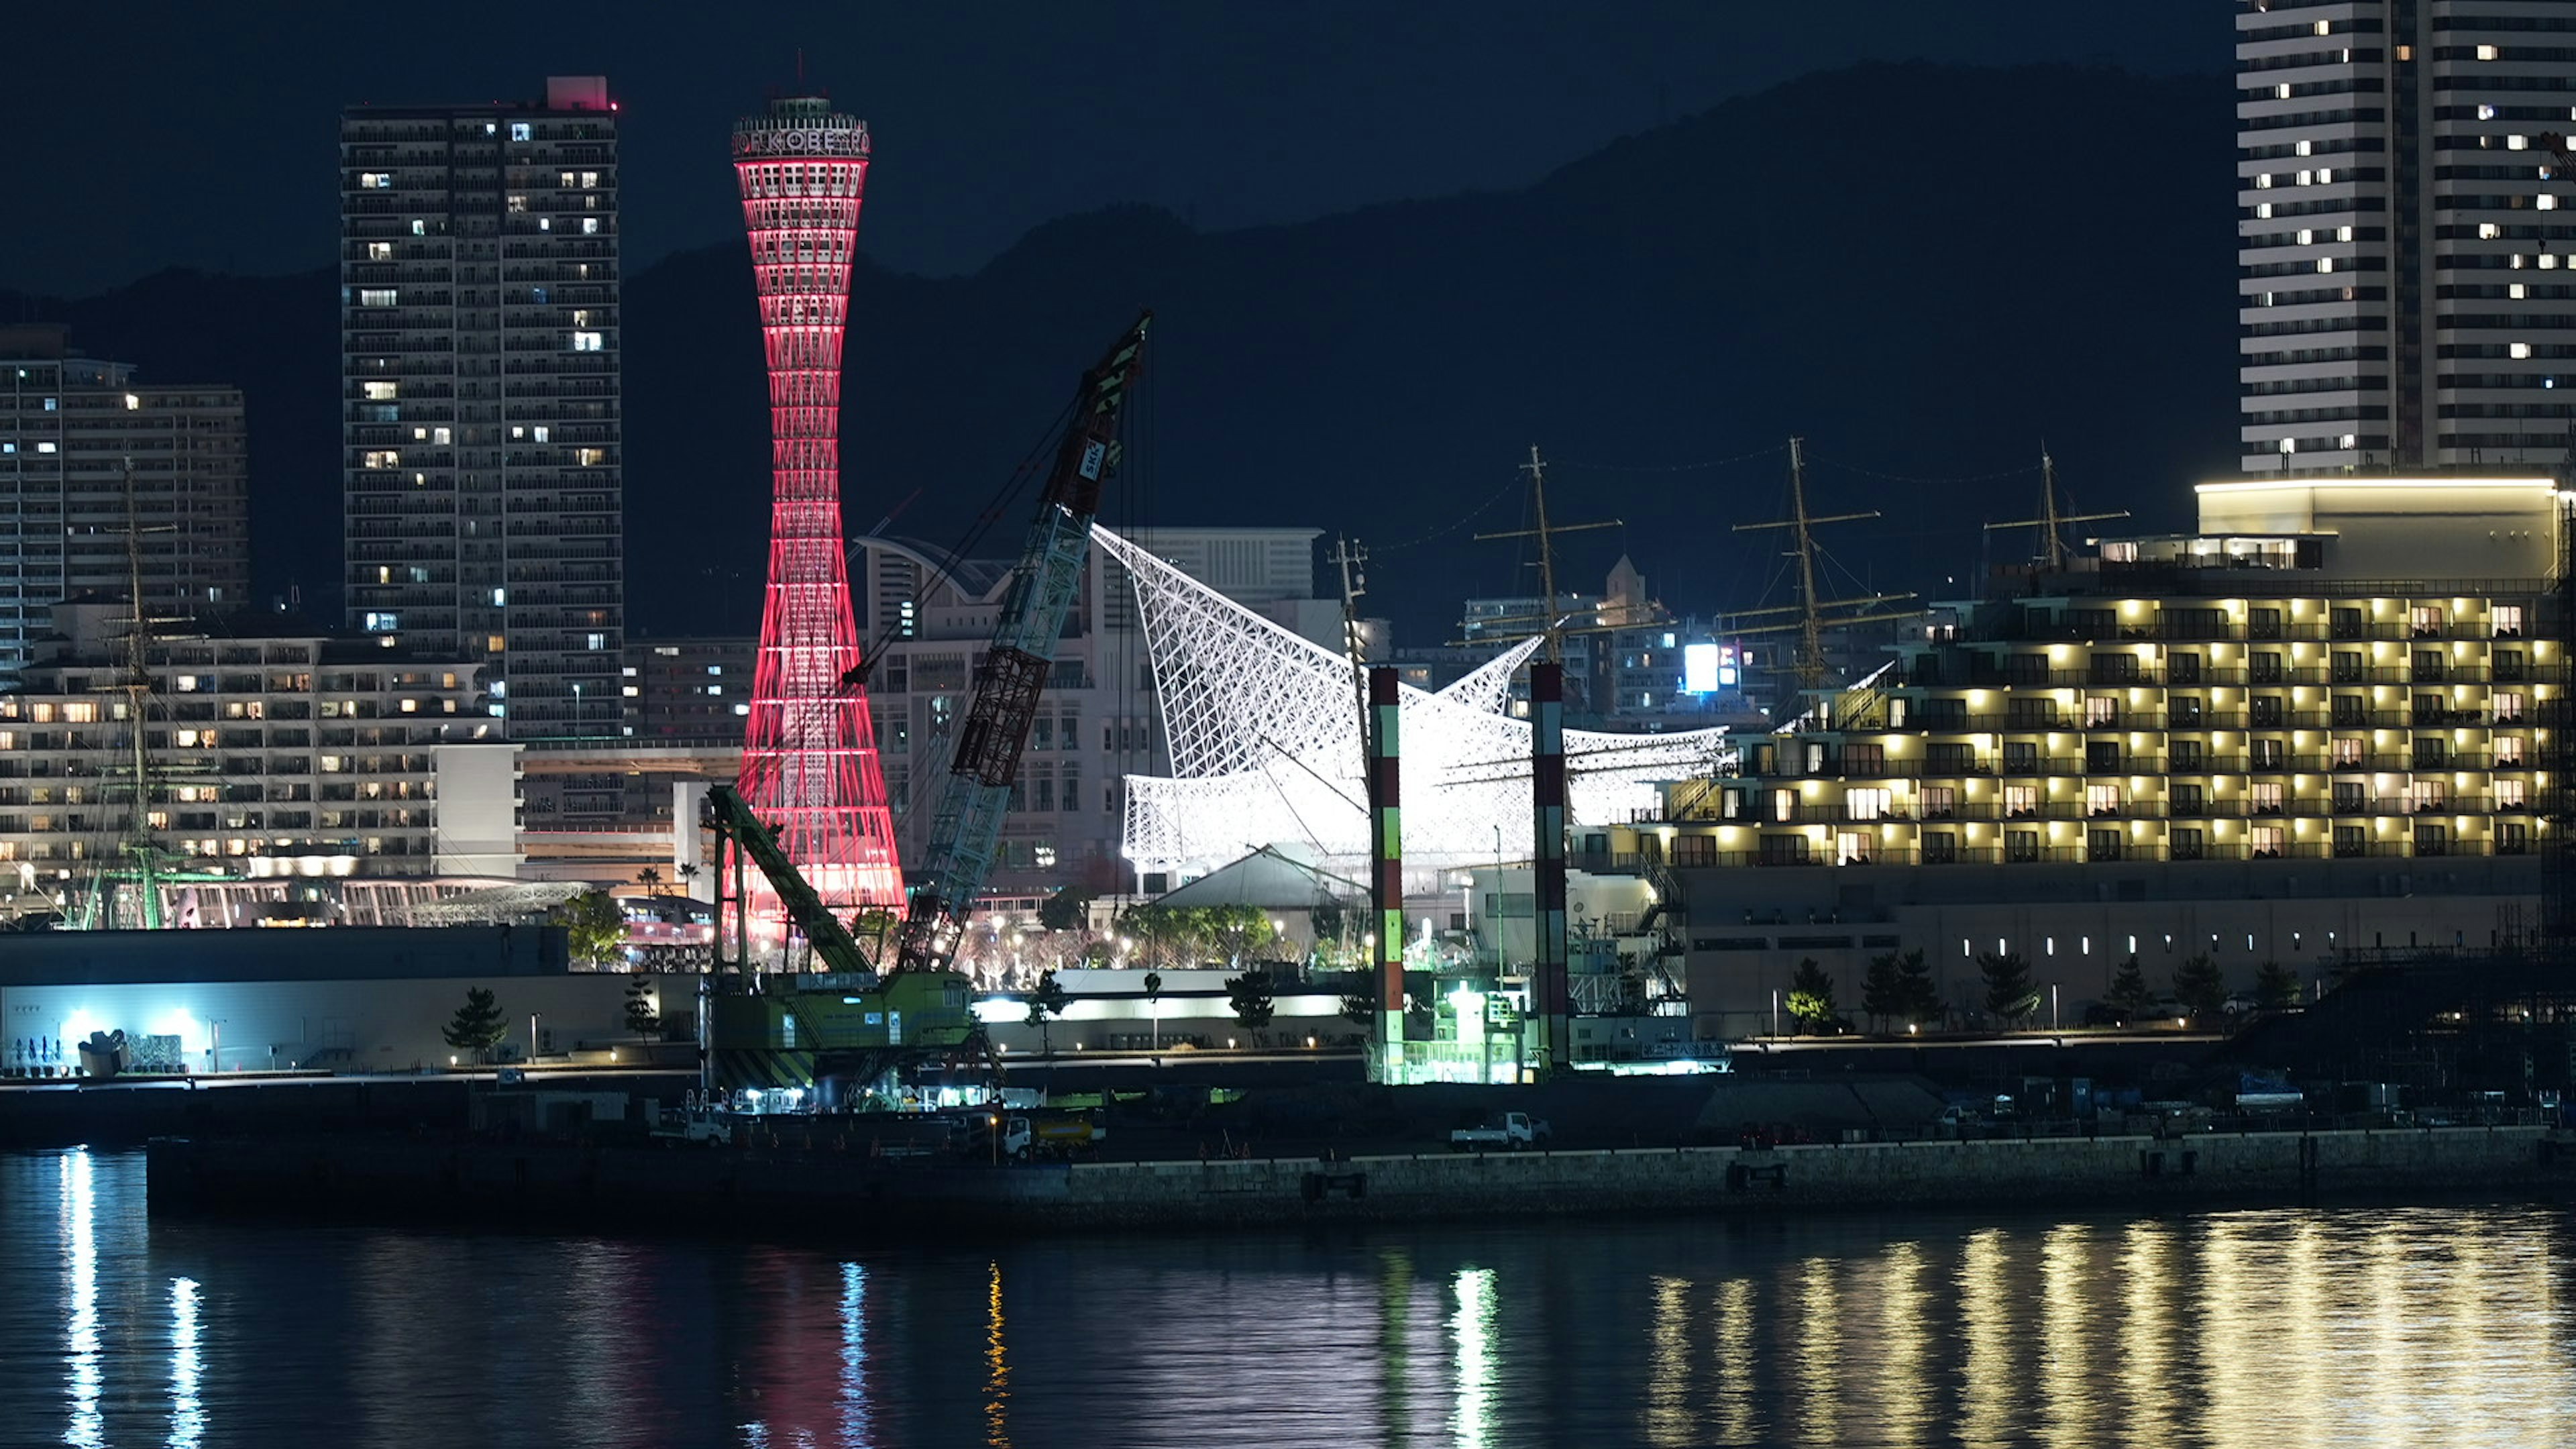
[2237,1,2576,474]
[339,76,623,738]
[0,600,517,883]
[1605,478,2565,1036]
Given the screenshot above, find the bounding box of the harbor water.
[3,1148,2573,1447]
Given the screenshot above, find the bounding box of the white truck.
[1450,1111,1552,1151]
[650,1106,735,1146]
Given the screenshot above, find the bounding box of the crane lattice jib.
[896,312,1150,976]
[707,782,877,976]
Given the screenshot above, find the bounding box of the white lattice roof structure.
[1096,525,1737,879]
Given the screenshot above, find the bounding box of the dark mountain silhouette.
[0,61,2236,641]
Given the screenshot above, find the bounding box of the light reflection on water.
[7,1149,2576,1448]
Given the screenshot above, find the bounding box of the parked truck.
[1450,1111,1552,1152]
[960,1114,1108,1162]
[649,1106,735,1147]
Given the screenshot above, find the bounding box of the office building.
[2237,1,2576,472]
[1613,477,2561,1034]
[340,75,623,737]
[0,325,248,674]
[621,637,756,741]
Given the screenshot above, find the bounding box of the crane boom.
[706,781,878,975]
[896,312,1150,975]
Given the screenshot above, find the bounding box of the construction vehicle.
[700,782,975,1102]
[894,313,1150,976]
[697,314,1148,1106]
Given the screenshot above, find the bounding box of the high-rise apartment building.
[340,75,623,738]
[0,325,248,674]
[2238,1,2576,473]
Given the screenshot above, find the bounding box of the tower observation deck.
[731,95,902,922]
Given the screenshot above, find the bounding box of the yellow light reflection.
[1876,1243,1928,1449]
[1642,1276,1693,1446]
[62,1150,101,1449]
[1711,1278,1757,1445]
[1449,1267,1497,1449]
[2119,1220,2171,1444]
[2200,1217,2249,1444]
[839,1262,870,1449]
[170,1276,205,1449]
[2039,1224,2092,1449]
[1796,1258,1840,1446]
[985,1260,1011,1449]
[1957,1230,2010,1448]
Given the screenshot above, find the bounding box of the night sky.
[5,2,2220,298]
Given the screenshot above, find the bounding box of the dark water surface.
[5,1149,2575,1447]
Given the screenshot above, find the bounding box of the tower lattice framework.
[732,96,902,918]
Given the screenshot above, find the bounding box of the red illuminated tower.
[732,95,902,920]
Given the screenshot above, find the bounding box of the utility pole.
[1331,535,1373,743]
[1731,437,1890,694]
[1472,445,1621,667]
[1983,444,2128,574]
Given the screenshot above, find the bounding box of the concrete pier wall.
[145,1126,2569,1236]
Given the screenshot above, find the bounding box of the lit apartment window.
[362,451,398,469]
[363,382,397,401]
[2512,283,2529,299]
[511,122,532,141]
[360,172,391,189]
[559,172,576,187]
[432,427,451,445]
[533,426,549,443]
[582,218,599,235]
[2477,44,2500,60]
[2512,135,2532,152]
[2408,780,2447,813]
[2499,735,2526,764]
[366,242,394,261]
[2481,223,2502,239]
[2499,779,2528,808]
[2542,195,2561,213]
[2086,784,2123,816]
[362,612,399,633]
[576,447,606,466]
[36,442,56,454]
[1847,788,1890,821]
[358,288,396,307]
[2514,342,2535,360]
[2250,826,2285,860]
[2497,692,2526,720]
[587,633,606,651]
[2250,783,2284,816]
[581,171,600,189]
[2482,105,2500,120]
[571,331,603,352]
[2004,786,2037,819]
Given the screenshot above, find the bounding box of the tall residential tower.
[340,75,624,736]
[732,95,903,915]
[0,325,248,674]
[2238,1,2576,474]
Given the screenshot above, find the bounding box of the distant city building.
[0,325,248,674]
[340,75,623,737]
[2236,3,2576,472]
[621,637,755,741]
[855,527,1332,892]
[1620,477,2561,1035]
[0,598,516,883]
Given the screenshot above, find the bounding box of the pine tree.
[2171,954,2228,1022]
[442,987,507,1063]
[1786,958,1837,1033]
[1978,951,2041,1027]
[623,977,660,1037]
[1860,952,1907,1032]
[1897,949,1943,1028]
[2253,959,2300,1012]
[1226,968,1277,1030]
[2106,956,2153,1020]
